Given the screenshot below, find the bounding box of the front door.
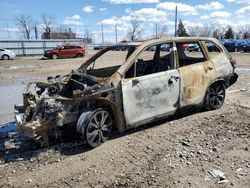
[121,42,179,128]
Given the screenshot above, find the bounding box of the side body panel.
[121,69,180,129]
[59,47,75,57]
[208,53,233,79]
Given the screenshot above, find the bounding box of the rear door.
[121,42,180,128]
[176,41,216,107]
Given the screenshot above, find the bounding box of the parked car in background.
[243,42,250,52]
[187,43,200,52]
[223,42,236,52]
[44,44,85,59]
[182,43,189,50]
[235,40,246,51]
[160,44,171,51]
[15,37,238,148]
[93,45,109,50]
[0,48,16,60]
[206,42,221,52]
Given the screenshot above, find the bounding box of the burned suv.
[15,37,238,148]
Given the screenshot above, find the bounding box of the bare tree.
[188,26,199,36]
[188,25,213,37]
[239,24,250,39]
[41,14,55,39]
[84,27,92,43]
[16,15,36,39]
[158,25,168,38]
[127,15,143,42]
[211,25,227,39]
[55,24,70,33]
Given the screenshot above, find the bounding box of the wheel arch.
[51,53,59,59]
[204,78,226,100]
[203,78,226,110]
[2,54,10,59]
[209,78,226,88]
[91,98,121,131]
[77,52,84,56]
[77,97,122,136]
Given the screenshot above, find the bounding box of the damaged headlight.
[43,99,65,126]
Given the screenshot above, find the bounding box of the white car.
[0,48,16,60]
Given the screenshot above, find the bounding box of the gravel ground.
[0,51,249,187]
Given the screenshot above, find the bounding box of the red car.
[44,44,85,59]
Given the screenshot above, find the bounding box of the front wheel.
[2,55,10,60]
[77,109,113,148]
[51,54,58,59]
[204,83,225,110]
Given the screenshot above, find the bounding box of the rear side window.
[204,41,222,58]
[63,46,75,49]
[176,42,206,67]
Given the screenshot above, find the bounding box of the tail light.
[231,58,236,68]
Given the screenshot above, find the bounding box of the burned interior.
[15,38,238,148]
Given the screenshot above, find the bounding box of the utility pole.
[155,24,158,39]
[35,27,38,39]
[174,6,178,37]
[101,24,104,44]
[115,24,117,43]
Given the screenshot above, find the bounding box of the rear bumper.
[225,73,238,88]
[9,53,16,59]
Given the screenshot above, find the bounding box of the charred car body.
[15,37,238,148]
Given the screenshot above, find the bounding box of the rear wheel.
[2,55,10,60]
[77,53,84,58]
[204,82,225,110]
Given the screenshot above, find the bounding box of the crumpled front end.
[14,84,68,146]
[14,71,112,146]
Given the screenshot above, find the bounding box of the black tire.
[204,82,225,110]
[51,54,58,59]
[76,53,84,58]
[77,109,113,148]
[2,54,10,60]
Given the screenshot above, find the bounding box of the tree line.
[177,19,250,39]
[16,14,250,41]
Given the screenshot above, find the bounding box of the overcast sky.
[0,0,250,42]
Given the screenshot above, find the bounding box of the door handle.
[132,79,140,86]
[168,76,179,85]
[171,76,179,81]
[207,66,213,70]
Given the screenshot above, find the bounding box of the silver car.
[0,48,16,60]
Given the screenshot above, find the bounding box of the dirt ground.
[0,51,249,187]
